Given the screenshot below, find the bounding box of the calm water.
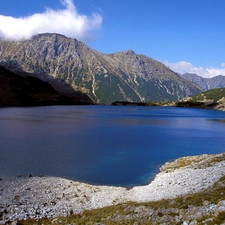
[0,106,225,187]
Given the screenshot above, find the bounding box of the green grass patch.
[191,88,225,102]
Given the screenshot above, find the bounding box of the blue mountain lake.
[0,105,225,187]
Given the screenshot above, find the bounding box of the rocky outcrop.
[1,153,225,224]
[111,101,149,106]
[0,33,202,104]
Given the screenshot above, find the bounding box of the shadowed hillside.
[0,66,93,106]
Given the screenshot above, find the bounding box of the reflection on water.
[0,106,225,187]
[208,119,225,123]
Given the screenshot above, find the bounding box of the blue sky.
[0,0,225,77]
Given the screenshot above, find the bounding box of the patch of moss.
[197,211,225,225]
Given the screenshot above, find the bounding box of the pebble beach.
[1,153,225,224]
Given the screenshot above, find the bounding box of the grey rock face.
[0,33,202,104]
[181,73,225,90]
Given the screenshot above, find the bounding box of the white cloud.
[0,0,102,42]
[165,61,225,78]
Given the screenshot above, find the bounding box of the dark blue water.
[0,106,225,187]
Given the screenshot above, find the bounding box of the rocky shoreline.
[1,153,225,224]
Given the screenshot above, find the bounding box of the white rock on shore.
[1,153,225,223]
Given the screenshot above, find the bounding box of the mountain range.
[181,73,225,90]
[0,33,202,104]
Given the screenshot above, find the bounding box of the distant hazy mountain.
[0,66,93,106]
[181,73,225,90]
[0,33,202,104]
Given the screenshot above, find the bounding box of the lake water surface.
[0,106,225,187]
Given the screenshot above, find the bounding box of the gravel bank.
[1,153,225,223]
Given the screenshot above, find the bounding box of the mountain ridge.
[181,73,225,90]
[0,33,202,104]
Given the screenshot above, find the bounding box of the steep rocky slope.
[0,66,93,106]
[0,33,202,104]
[181,73,225,90]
